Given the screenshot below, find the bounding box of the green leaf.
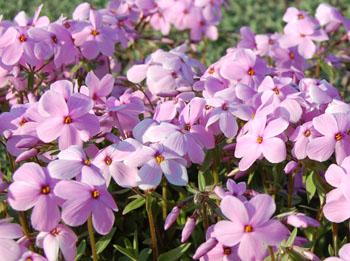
[198,171,206,192]
[158,243,191,261]
[96,228,116,254]
[285,228,298,247]
[75,239,86,261]
[122,197,145,215]
[138,248,152,261]
[114,244,137,261]
[319,60,334,82]
[305,171,316,202]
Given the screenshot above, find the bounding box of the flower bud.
[181,216,196,242]
[164,206,180,230]
[192,237,218,259]
[16,148,38,163]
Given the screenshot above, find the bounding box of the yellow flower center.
[247,68,255,76]
[335,132,343,141]
[91,29,100,36]
[244,224,253,233]
[91,190,100,199]
[304,129,311,137]
[155,154,165,165]
[257,136,263,144]
[273,87,280,95]
[19,34,27,42]
[41,185,50,195]
[63,116,72,124]
[223,247,232,255]
[104,156,112,165]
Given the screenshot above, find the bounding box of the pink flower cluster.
[0,1,350,260]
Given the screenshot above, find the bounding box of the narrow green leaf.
[138,248,152,261]
[114,245,137,261]
[198,171,206,192]
[305,171,316,202]
[75,239,86,261]
[96,228,116,254]
[286,228,298,247]
[158,243,191,261]
[122,197,145,215]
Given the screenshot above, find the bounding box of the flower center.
[223,246,231,255]
[41,185,50,195]
[18,34,27,42]
[289,51,295,60]
[91,29,100,36]
[104,156,112,165]
[244,224,253,233]
[297,13,304,20]
[184,124,191,131]
[268,39,275,45]
[91,190,100,199]
[19,118,28,126]
[335,132,343,141]
[257,136,263,144]
[84,159,91,166]
[50,227,60,236]
[247,68,255,76]
[171,71,178,79]
[208,67,215,74]
[222,103,229,111]
[51,35,58,44]
[304,129,311,137]
[205,105,212,110]
[63,22,71,29]
[63,116,72,124]
[155,153,165,165]
[272,87,280,95]
[26,258,33,261]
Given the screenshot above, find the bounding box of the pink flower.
[235,116,288,171]
[213,195,289,261]
[93,139,139,187]
[54,180,118,235]
[8,163,60,231]
[48,145,105,186]
[220,48,267,87]
[286,213,320,228]
[323,156,350,222]
[80,71,114,103]
[307,113,350,164]
[36,90,100,150]
[126,143,188,190]
[73,10,117,59]
[214,179,247,200]
[290,121,319,160]
[36,224,77,261]
[0,218,23,261]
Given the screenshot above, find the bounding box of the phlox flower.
[73,10,117,59]
[93,139,139,187]
[213,195,289,261]
[36,224,77,261]
[48,145,105,186]
[235,116,289,171]
[323,156,350,222]
[0,218,23,261]
[214,179,247,200]
[307,113,350,164]
[125,143,188,190]
[80,71,114,103]
[54,180,118,235]
[8,163,60,231]
[36,89,100,150]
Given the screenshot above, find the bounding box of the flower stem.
[19,211,33,250]
[332,223,338,255]
[268,246,275,261]
[162,178,168,220]
[287,173,295,208]
[146,193,158,261]
[87,215,98,261]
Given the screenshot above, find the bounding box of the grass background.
[1,1,349,60]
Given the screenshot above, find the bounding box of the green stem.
[162,179,168,220]
[332,223,338,255]
[202,202,209,231]
[19,212,33,250]
[268,246,275,261]
[287,173,295,208]
[87,215,98,261]
[146,193,158,261]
